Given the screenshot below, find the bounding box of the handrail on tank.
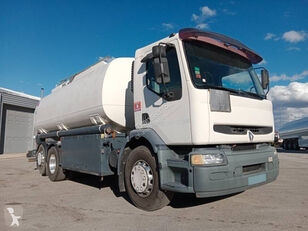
[57,56,113,87]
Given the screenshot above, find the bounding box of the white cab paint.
[135,34,274,145]
[208,95,274,144]
[134,35,191,145]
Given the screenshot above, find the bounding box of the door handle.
[142,113,150,124]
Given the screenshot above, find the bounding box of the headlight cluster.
[191,153,227,166]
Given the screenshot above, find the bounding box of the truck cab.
[134,28,274,145]
[130,28,278,203]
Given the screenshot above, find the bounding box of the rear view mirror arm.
[141,53,153,63]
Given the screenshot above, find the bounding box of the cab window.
[146,47,182,101]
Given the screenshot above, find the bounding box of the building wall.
[0,90,39,154]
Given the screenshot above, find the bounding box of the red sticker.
[134,101,141,112]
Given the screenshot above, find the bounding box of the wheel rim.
[130,160,154,197]
[49,154,56,174]
[37,151,44,166]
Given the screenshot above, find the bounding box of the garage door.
[3,106,34,154]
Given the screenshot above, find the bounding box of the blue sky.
[1,0,308,128]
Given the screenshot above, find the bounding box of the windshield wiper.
[206,85,239,94]
[237,89,264,99]
[206,85,263,99]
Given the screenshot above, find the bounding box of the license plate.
[248,173,266,185]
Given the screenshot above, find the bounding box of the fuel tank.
[34,58,134,133]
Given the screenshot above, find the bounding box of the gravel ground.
[0,151,307,231]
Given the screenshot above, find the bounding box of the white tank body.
[34,58,135,133]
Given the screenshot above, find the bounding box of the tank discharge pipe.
[37,124,111,140]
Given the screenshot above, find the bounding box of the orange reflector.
[112,131,116,138]
[191,154,204,165]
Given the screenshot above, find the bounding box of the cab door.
[134,40,191,145]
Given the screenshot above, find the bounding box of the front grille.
[214,125,273,135]
[243,163,265,174]
[232,144,256,151]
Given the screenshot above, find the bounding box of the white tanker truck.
[34,28,279,211]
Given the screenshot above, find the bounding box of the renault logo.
[248,130,254,142]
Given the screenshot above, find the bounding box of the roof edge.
[0,87,40,101]
[179,28,263,64]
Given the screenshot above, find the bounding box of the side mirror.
[261,69,269,89]
[152,45,170,84]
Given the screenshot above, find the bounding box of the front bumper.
[160,144,279,197]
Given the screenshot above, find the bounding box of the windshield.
[184,40,265,98]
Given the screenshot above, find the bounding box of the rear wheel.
[286,140,291,150]
[36,145,46,176]
[291,140,296,150]
[124,146,173,211]
[289,140,293,150]
[282,141,287,150]
[46,146,66,181]
[294,139,299,150]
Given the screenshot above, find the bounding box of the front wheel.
[124,146,173,211]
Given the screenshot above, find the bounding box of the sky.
[0,0,308,129]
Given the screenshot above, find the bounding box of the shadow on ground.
[66,172,240,209]
[169,192,241,209]
[66,172,131,202]
[277,148,308,154]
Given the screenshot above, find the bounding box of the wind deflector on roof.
[179,28,262,64]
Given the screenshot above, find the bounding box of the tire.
[46,146,66,182]
[282,141,287,150]
[284,140,289,150]
[291,140,296,150]
[286,140,291,150]
[36,145,47,176]
[124,146,173,211]
[294,139,299,150]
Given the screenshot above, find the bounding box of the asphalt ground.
[0,150,307,231]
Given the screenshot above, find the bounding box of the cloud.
[264,33,276,40]
[162,23,174,30]
[201,6,216,17]
[273,107,308,130]
[265,30,307,43]
[270,70,308,82]
[222,8,236,15]
[268,82,308,107]
[192,6,216,28]
[196,23,208,29]
[284,108,308,121]
[282,30,307,43]
[287,47,301,51]
[192,14,199,22]
[268,82,308,129]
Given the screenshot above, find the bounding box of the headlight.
[191,153,227,166]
